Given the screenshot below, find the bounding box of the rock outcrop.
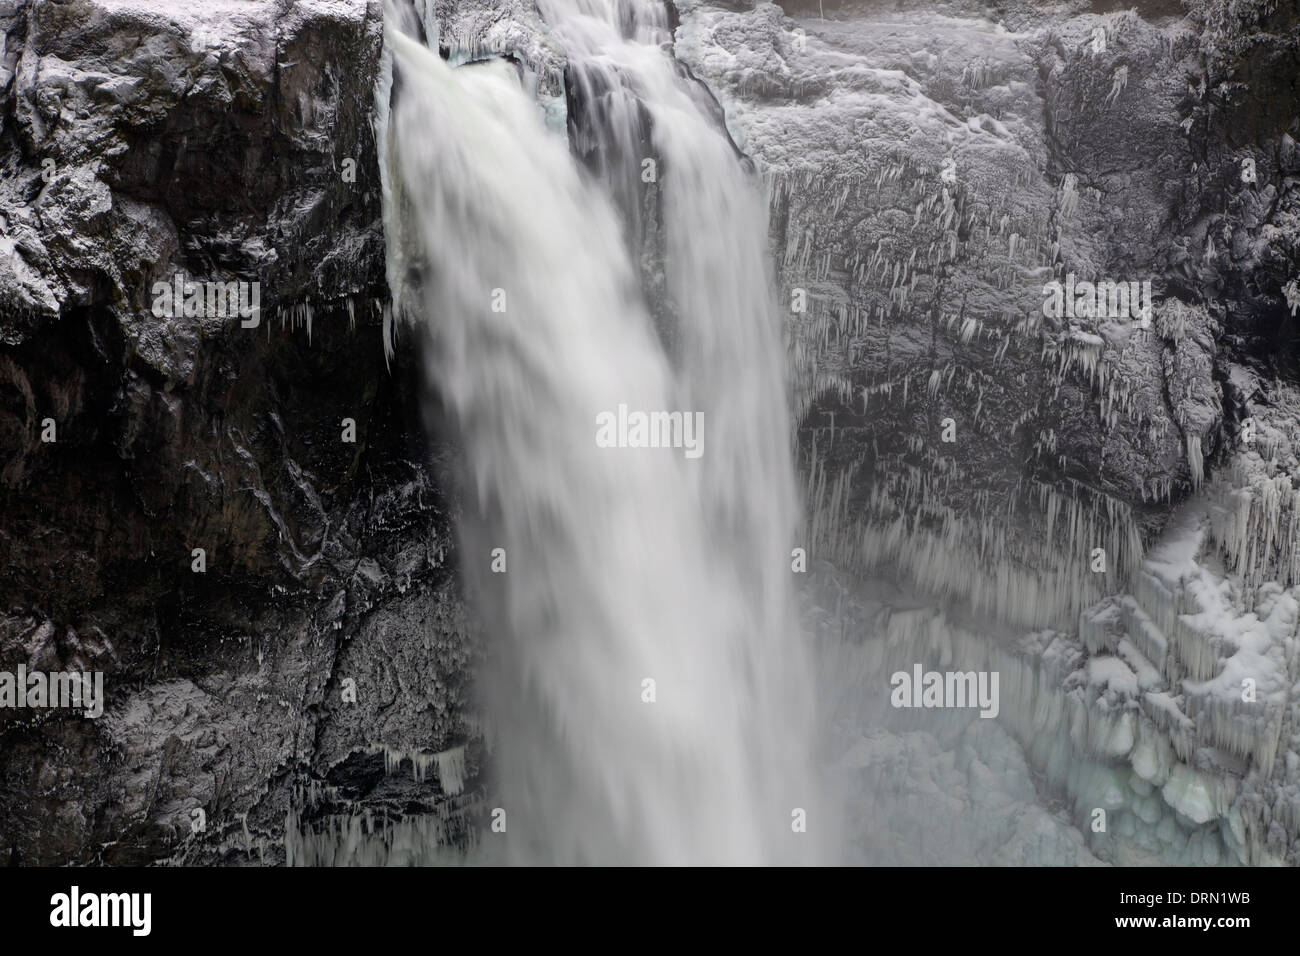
[0,0,476,866]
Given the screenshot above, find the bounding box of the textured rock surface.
[1,0,389,332]
[0,0,477,866]
[678,2,1239,626]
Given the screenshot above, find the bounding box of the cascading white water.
[545,0,803,665]
[381,1,831,864]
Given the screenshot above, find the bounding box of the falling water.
[382,0,830,864]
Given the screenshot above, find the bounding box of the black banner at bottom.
[0,865,1276,943]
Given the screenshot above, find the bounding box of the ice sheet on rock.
[833,724,1104,866]
[1087,656,1140,697]
[803,545,1292,865]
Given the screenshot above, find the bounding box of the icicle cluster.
[803,442,1144,631]
[808,566,1289,865]
[372,742,469,794]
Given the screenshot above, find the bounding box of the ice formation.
[373,743,468,794]
[286,776,478,866]
[803,387,1300,865]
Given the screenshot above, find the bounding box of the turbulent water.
[382,0,831,864]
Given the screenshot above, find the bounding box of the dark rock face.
[0,0,387,329]
[0,0,476,866]
[0,299,478,866]
[0,304,485,863]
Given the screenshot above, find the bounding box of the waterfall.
[381,0,831,864]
